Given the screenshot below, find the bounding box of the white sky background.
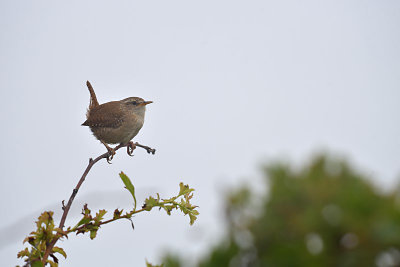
[0,0,399,266]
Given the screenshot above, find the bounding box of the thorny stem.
[41,143,155,265]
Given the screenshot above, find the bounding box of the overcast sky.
[1,1,399,266]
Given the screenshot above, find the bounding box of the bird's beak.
[139,101,153,106]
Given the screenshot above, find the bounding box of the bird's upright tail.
[86,80,99,111]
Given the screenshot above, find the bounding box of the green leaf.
[52,246,67,259]
[31,261,44,267]
[83,204,91,215]
[17,248,29,258]
[178,183,195,197]
[74,216,91,229]
[36,211,54,229]
[54,228,68,239]
[94,209,107,223]
[113,208,123,219]
[162,205,174,215]
[144,196,159,211]
[119,171,137,211]
[189,213,197,225]
[90,229,97,240]
[178,183,189,196]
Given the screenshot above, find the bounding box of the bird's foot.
[106,147,116,164]
[101,141,116,164]
[127,141,137,156]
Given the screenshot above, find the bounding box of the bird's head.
[122,97,153,107]
[121,97,153,117]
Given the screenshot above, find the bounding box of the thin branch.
[70,208,147,235]
[134,142,156,154]
[41,143,155,265]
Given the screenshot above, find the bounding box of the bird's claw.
[127,141,137,156]
[106,148,116,164]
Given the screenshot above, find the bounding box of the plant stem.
[41,143,154,265]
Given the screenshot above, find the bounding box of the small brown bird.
[82,81,152,160]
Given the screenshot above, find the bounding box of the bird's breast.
[119,112,145,143]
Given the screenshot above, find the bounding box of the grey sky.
[1,0,399,266]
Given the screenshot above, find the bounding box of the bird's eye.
[131,101,137,105]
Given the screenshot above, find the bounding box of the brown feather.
[82,101,125,128]
[86,80,99,111]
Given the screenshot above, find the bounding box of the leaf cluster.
[17,212,66,267]
[17,172,199,266]
[73,204,107,239]
[143,182,199,225]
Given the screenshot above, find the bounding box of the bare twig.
[41,143,155,265]
[134,142,156,154]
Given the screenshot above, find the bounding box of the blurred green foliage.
[166,155,400,267]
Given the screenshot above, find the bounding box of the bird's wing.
[82,101,124,128]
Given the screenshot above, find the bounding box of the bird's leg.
[127,141,137,156]
[101,140,116,163]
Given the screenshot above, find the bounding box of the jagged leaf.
[17,248,29,258]
[178,183,189,196]
[192,210,200,215]
[36,212,54,228]
[143,196,159,211]
[189,213,198,225]
[94,209,107,223]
